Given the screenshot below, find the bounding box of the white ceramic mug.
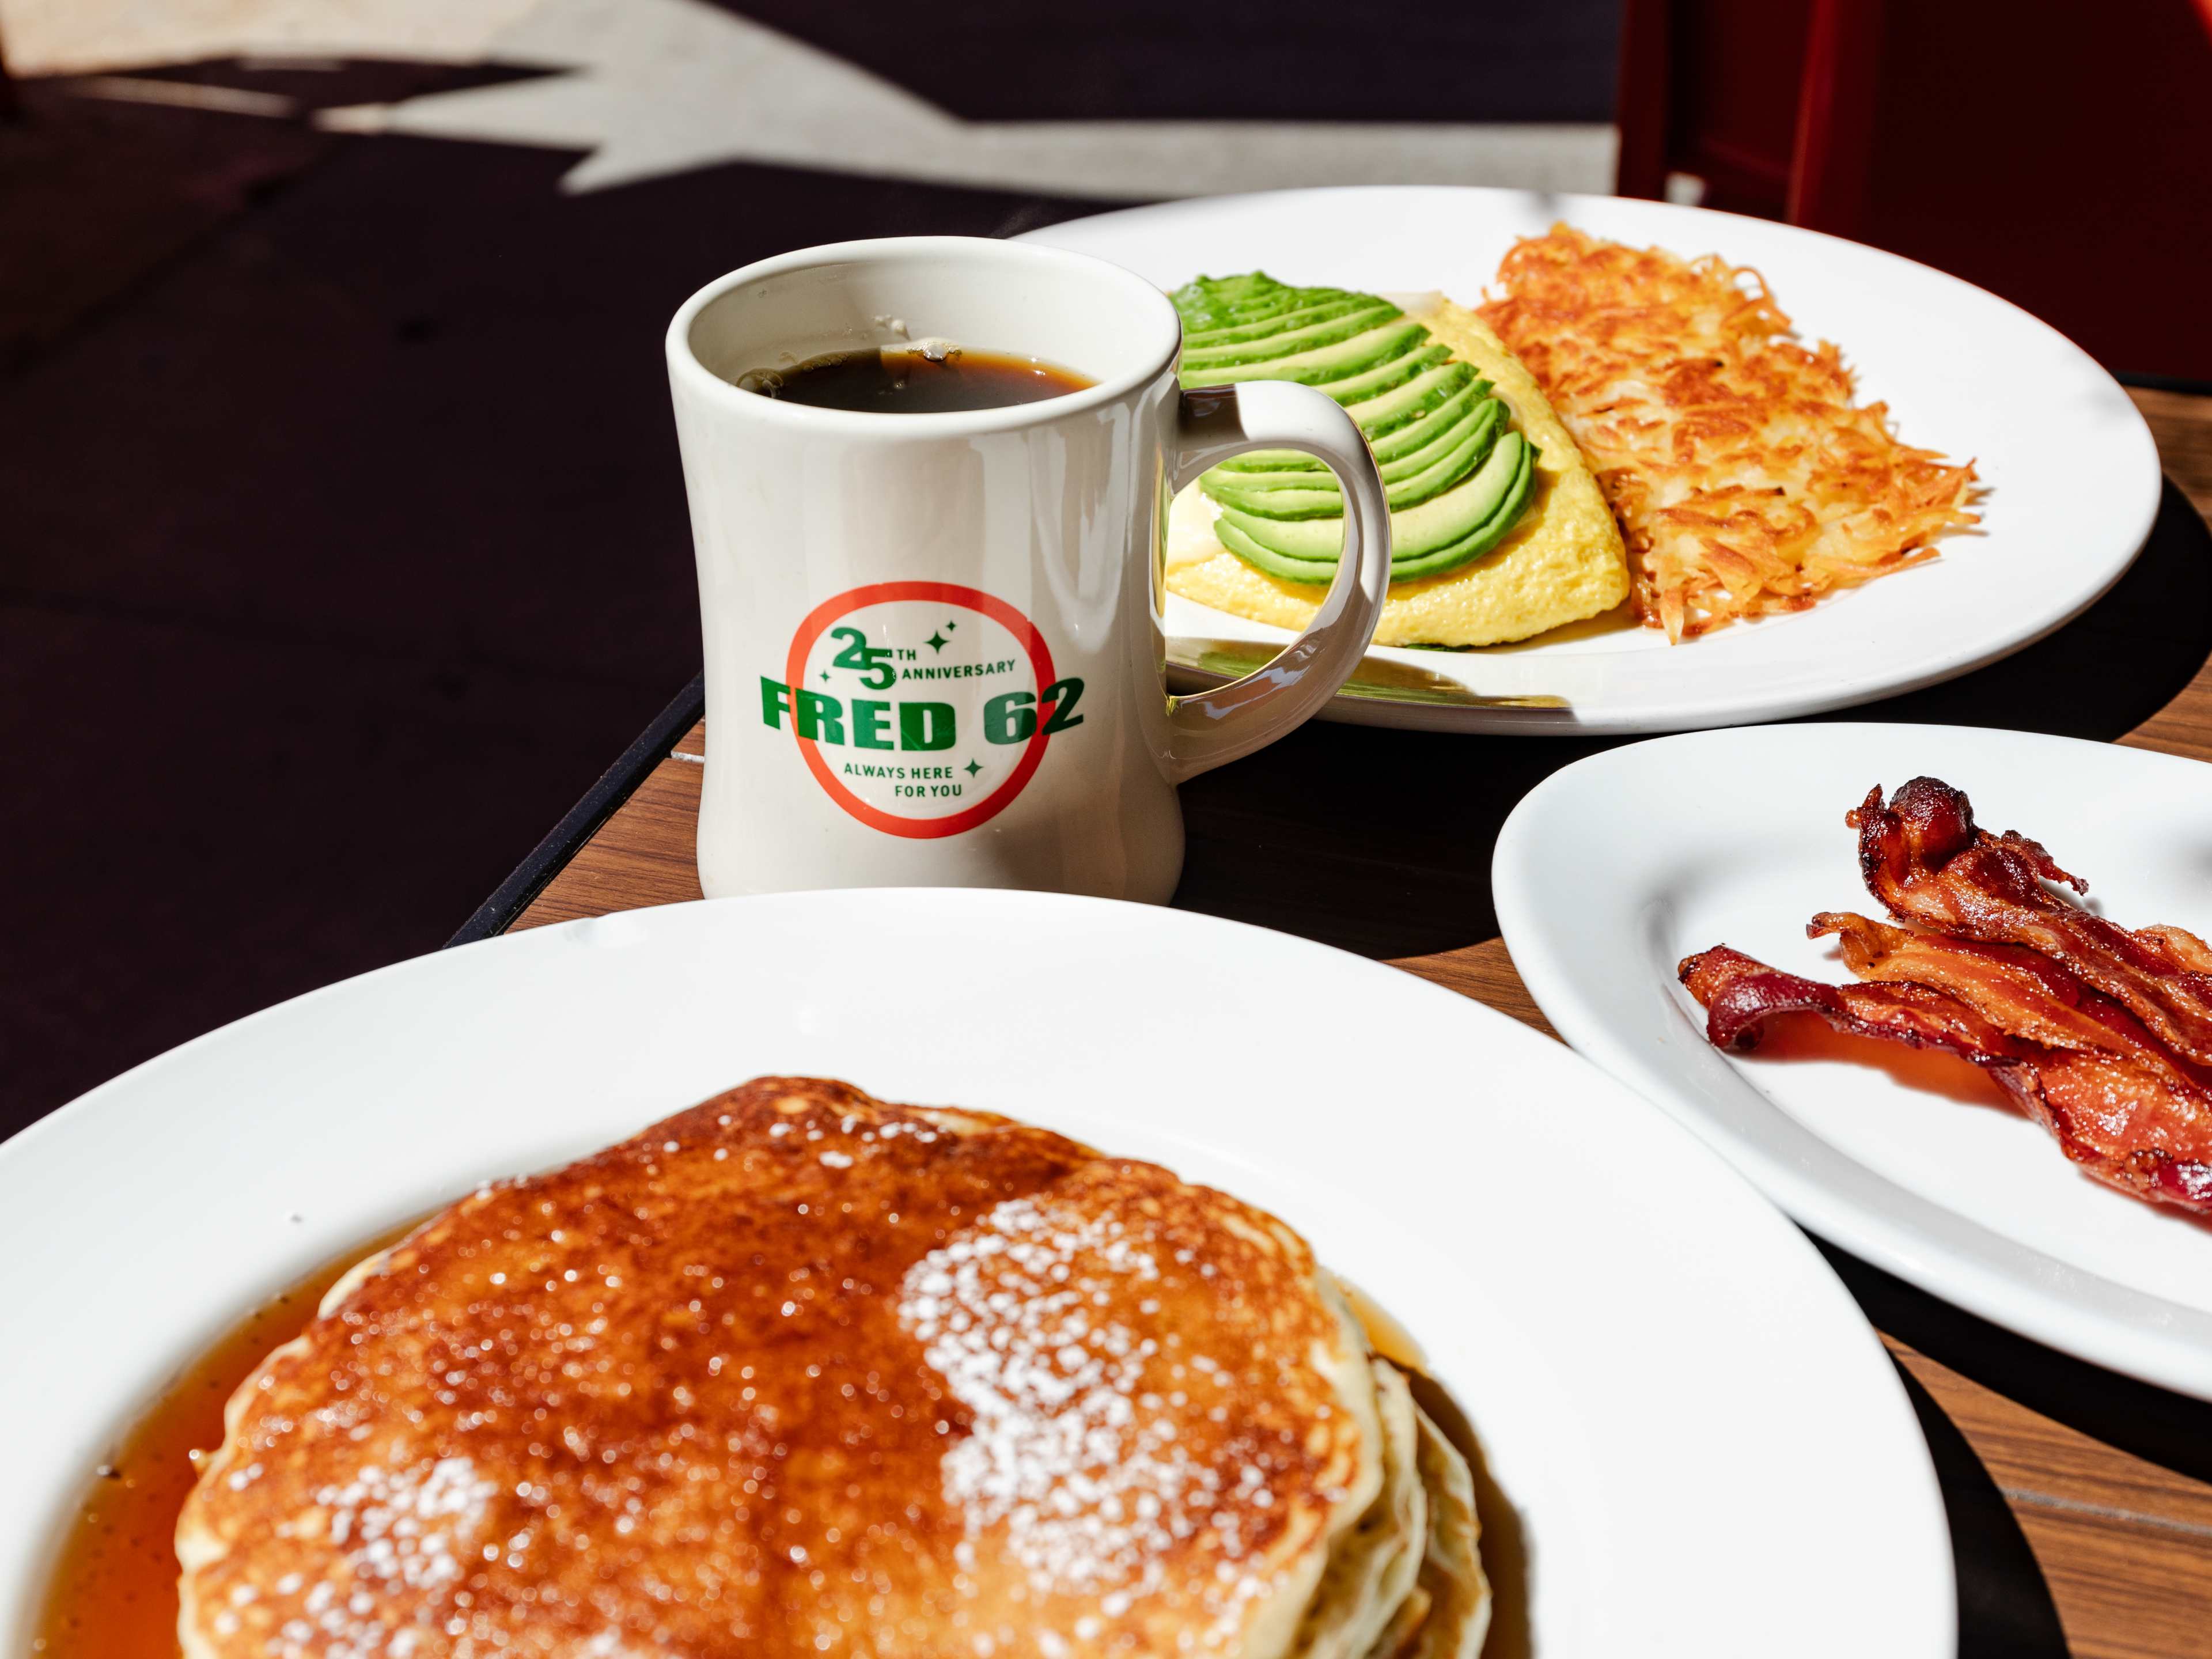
[666,236,1392,904]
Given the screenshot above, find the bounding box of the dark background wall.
[732,1,1624,122]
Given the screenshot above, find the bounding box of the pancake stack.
[178,1078,1488,1659]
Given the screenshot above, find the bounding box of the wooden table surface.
[494,385,2212,1659]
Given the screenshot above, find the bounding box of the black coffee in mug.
[738,346,1094,414]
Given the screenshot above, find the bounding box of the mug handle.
[1163,381,1393,783]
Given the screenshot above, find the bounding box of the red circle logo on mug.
[764,582,1084,839]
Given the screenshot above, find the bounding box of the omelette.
[1167,283,1628,648]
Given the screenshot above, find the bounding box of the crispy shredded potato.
[1478,225,1980,642]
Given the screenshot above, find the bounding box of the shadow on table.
[1889,1359,2071,1658]
[1822,1238,2212,1487]
[1831,1236,2212,1654]
[1174,477,2212,959]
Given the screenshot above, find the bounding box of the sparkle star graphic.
[926,631,948,653]
[964,759,981,777]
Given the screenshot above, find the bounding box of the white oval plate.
[1496,724,2212,1399]
[1024,187,2158,734]
[0,893,1947,1657]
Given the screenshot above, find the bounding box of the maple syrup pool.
[32,1225,417,1658]
[30,1236,1489,1657]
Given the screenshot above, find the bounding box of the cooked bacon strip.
[1679,945,2212,1213]
[1687,943,2034,1064]
[1852,778,2212,1064]
[1810,910,2212,1097]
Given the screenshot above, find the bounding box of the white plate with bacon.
[1497,722,2212,1396]
[1027,188,2160,734]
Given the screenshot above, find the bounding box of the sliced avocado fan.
[1172,272,1535,586]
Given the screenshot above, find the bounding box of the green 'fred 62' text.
[760,676,1085,749]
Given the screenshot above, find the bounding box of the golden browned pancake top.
[179,1078,1373,1659]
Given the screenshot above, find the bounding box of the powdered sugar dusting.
[234,1456,504,1658]
[899,1196,1278,1638]
[315,1456,497,1590]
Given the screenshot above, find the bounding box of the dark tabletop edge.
[2119,369,2212,397]
[446,671,704,948]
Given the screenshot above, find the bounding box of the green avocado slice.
[1202,395,1491,497]
[1315,342,1450,406]
[1203,412,1474,500]
[1381,408,1501,510]
[1176,305,1397,369]
[1185,296,1371,347]
[1200,483,1347,521]
[1380,440,1537,581]
[1199,402,1501,516]
[1170,274,1537,588]
[1169,273,1308,331]
[1210,445,1325,475]
[1339,359,1474,438]
[1210,362,1478,478]
[1217,432,1531,564]
[1175,319,1427,389]
[1201,468,1339,497]
[1211,519,1335,583]
[1377,396,1504,485]
[1368,378,1494,464]
[1213,437,1533,586]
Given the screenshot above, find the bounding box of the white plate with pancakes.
[1,893,1951,1657]
[1023,186,2158,734]
[1495,724,2212,1400]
